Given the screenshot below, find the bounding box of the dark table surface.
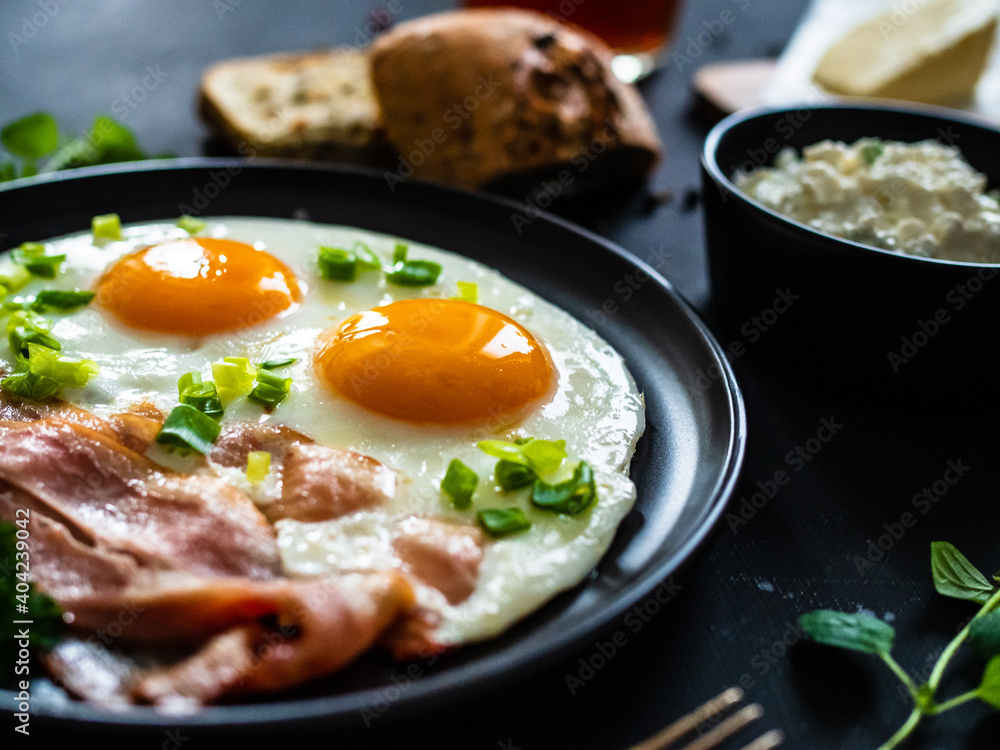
[4,1,1000,748]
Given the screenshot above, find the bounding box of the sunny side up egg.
[1,217,645,647]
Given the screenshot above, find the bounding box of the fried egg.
[1,217,644,647]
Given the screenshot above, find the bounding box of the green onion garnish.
[1,369,59,401]
[258,357,297,370]
[30,289,95,312]
[178,371,224,419]
[477,437,567,475]
[247,367,292,409]
[530,461,597,516]
[318,246,359,282]
[352,241,381,269]
[92,213,122,240]
[860,140,884,167]
[386,244,442,287]
[12,243,64,279]
[441,459,478,510]
[212,356,256,401]
[246,451,271,484]
[25,343,99,388]
[155,404,221,455]
[454,281,478,304]
[495,459,537,490]
[477,508,532,537]
[176,215,207,235]
[7,311,60,358]
[0,261,31,295]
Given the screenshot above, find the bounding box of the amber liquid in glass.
[463,0,682,54]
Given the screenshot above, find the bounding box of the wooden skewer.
[677,703,763,750]
[628,688,744,750]
[628,687,784,750]
[737,730,785,750]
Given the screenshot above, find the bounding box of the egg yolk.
[315,298,555,424]
[95,238,301,335]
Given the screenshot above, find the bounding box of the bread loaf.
[198,49,391,164]
[370,9,662,191]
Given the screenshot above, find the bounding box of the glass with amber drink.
[461,0,685,81]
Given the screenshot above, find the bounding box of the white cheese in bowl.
[736,138,1000,263]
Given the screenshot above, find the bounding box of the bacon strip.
[0,418,279,581]
[267,443,396,523]
[393,517,484,605]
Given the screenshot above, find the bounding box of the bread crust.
[370,8,662,189]
[199,49,391,164]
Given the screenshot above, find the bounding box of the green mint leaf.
[977,656,1000,710]
[931,541,995,603]
[1,112,58,159]
[441,458,477,510]
[530,461,597,515]
[969,611,1000,661]
[44,115,147,171]
[799,610,895,655]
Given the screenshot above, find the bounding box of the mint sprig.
[800,541,1000,749]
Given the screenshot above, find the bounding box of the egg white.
[3,217,645,646]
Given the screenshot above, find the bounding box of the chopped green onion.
[454,281,478,304]
[247,367,292,409]
[91,213,122,241]
[212,356,256,401]
[246,451,271,484]
[25,343,99,388]
[30,289,95,312]
[477,437,567,475]
[386,244,442,287]
[860,140,884,167]
[495,459,537,490]
[12,244,64,279]
[0,261,31,295]
[318,246,358,282]
[477,508,532,537]
[352,241,381,269]
[531,461,597,516]
[7,310,60,358]
[258,357,297,370]
[155,404,221,456]
[441,459,478,510]
[176,215,207,235]
[178,371,224,419]
[1,369,59,401]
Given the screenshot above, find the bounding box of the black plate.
[0,159,745,730]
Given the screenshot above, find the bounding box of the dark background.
[3,1,1000,748]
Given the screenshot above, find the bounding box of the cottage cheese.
[736,139,1000,263]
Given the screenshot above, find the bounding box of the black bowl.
[701,102,1000,405]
